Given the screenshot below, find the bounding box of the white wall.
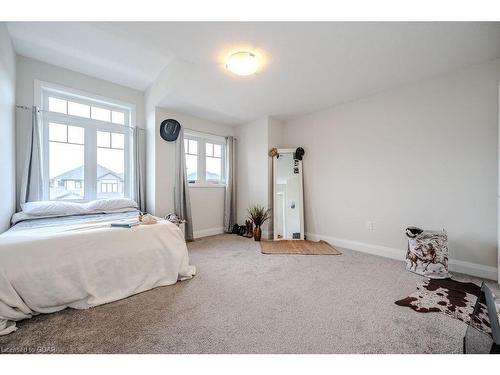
[144,78,163,216]
[235,116,286,238]
[189,187,226,237]
[15,56,145,208]
[268,117,284,149]
[0,24,16,232]
[236,117,270,231]
[153,108,235,237]
[283,60,500,279]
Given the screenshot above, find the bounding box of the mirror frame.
[272,148,305,241]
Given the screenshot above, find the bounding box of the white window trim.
[34,80,137,121]
[35,80,136,202]
[184,130,226,188]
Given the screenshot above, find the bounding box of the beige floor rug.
[260,240,341,255]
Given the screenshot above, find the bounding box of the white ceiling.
[7,22,500,125]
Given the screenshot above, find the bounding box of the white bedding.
[0,211,196,335]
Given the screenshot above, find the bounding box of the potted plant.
[247,205,271,241]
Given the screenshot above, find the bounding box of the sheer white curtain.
[224,136,236,232]
[19,106,43,207]
[174,127,193,240]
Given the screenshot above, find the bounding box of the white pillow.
[84,198,138,213]
[13,206,138,225]
[21,201,87,216]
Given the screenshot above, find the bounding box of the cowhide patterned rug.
[395,278,491,335]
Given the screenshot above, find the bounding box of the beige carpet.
[261,239,341,255]
[0,234,494,354]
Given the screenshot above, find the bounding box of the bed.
[0,202,195,335]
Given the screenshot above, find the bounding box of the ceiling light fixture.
[226,51,259,76]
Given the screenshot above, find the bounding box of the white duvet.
[0,212,196,335]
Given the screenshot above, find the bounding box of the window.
[48,123,85,200]
[97,131,125,199]
[41,84,132,201]
[100,180,120,193]
[184,131,225,185]
[184,138,198,183]
[205,142,222,182]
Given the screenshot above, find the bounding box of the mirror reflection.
[274,152,303,240]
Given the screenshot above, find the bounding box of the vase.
[253,226,262,241]
[245,220,254,238]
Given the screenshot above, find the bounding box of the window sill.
[188,183,226,189]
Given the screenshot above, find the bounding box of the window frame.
[184,130,226,188]
[184,137,199,183]
[36,80,136,202]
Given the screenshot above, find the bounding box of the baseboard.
[448,259,498,281]
[306,232,498,281]
[194,227,224,239]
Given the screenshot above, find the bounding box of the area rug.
[260,240,341,255]
[395,278,491,335]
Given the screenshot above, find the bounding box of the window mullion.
[86,127,97,201]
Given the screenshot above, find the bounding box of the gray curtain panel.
[174,127,194,241]
[133,127,146,212]
[224,136,237,232]
[19,106,44,207]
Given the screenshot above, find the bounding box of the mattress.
[0,211,196,335]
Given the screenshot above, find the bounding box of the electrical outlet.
[366,221,374,231]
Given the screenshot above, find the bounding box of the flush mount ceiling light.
[226,51,259,76]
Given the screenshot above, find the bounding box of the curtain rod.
[15,105,145,131]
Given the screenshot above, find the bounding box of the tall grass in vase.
[247,205,271,241]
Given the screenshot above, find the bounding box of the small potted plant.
[247,205,271,241]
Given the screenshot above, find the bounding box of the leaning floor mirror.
[272,148,305,240]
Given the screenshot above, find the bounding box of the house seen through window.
[43,86,132,201]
